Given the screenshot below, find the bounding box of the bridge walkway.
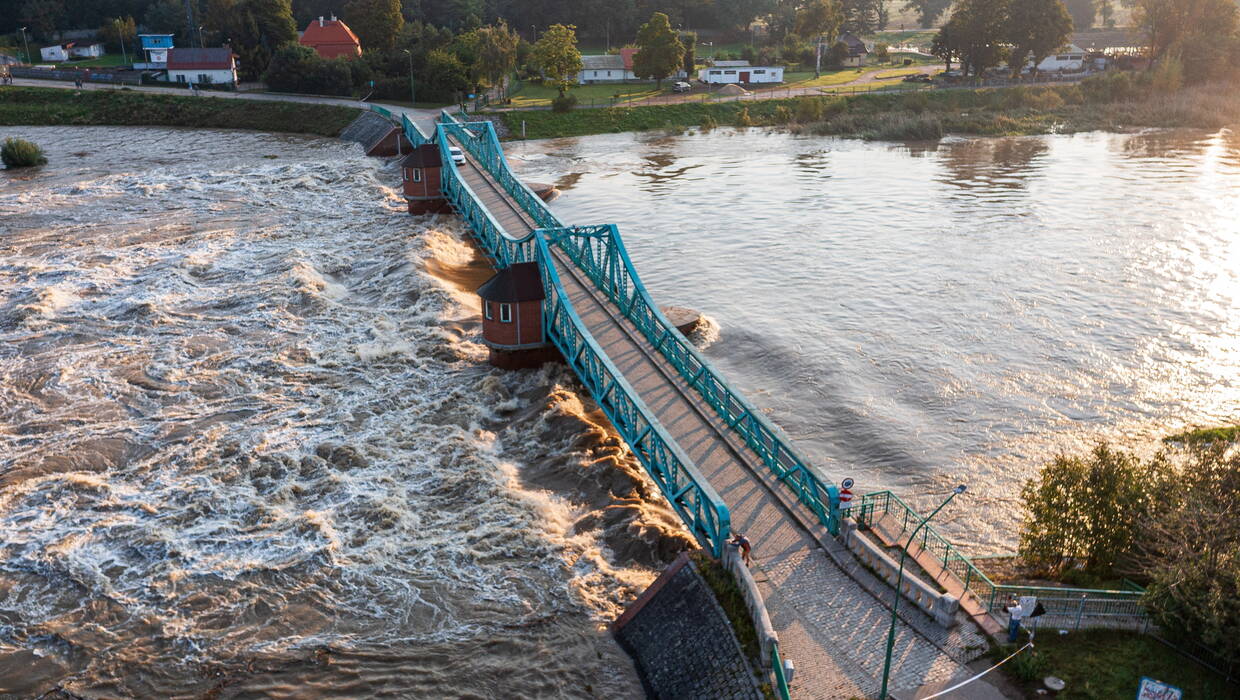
[449,138,989,698]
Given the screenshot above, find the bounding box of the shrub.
[1150,56,1184,93]
[794,96,825,122]
[1,137,47,168]
[772,105,793,124]
[551,93,579,113]
[699,113,718,131]
[1019,444,1166,575]
[735,107,753,127]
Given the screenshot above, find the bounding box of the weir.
[375,108,997,698]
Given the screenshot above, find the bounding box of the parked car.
[672,81,692,93]
[902,74,933,83]
[449,146,465,165]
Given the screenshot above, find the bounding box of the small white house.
[40,44,71,62]
[1031,44,1088,73]
[166,47,238,86]
[69,44,104,58]
[698,61,784,84]
[574,48,685,84]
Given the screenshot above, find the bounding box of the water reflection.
[513,128,1240,549]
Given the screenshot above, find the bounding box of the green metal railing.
[437,113,843,535]
[852,491,1148,630]
[771,642,792,700]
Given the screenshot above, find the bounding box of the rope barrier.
[891,642,1034,700]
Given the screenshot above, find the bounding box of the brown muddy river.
[1,123,1237,697]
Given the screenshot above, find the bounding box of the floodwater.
[0,126,695,698]
[2,123,1237,697]
[509,127,1240,550]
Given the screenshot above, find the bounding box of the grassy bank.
[497,76,1240,141]
[1164,424,1240,445]
[0,86,361,137]
[996,630,1237,699]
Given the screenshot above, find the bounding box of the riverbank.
[0,86,361,136]
[497,77,1240,140]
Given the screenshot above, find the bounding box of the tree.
[681,30,696,77]
[343,0,403,52]
[1005,0,1074,77]
[930,20,962,71]
[19,0,64,41]
[99,16,137,55]
[1134,444,1240,668]
[1132,0,1240,78]
[1019,444,1166,575]
[841,0,887,34]
[903,0,952,29]
[936,0,1009,76]
[263,43,352,94]
[143,0,188,37]
[795,0,843,42]
[472,20,519,90]
[531,23,582,96]
[205,0,298,80]
[632,12,684,87]
[1062,0,1096,31]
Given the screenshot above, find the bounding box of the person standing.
[1005,596,1025,643]
[729,532,753,565]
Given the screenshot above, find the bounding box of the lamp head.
[953,485,967,495]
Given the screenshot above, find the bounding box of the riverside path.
[391,110,993,699]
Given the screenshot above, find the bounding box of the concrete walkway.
[447,136,992,698]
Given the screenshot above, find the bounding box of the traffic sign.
[1137,677,1182,700]
[841,478,854,489]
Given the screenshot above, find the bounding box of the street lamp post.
[199,26,205,49]
[878,485,967,700]
[19,27,31,65]
[402,49,415,105]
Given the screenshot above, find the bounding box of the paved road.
[447,132,992,698]
[6,76,442,127]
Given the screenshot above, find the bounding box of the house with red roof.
[300,16,362,60]
[166,48,238,86]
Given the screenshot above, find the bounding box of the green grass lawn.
[39,54,131,68]
[998,629,1237,699]
[508,80,668,108]
[1164,424,1240,445]
[866,29,939,47]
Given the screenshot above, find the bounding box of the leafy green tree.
[936,0,1009,76]
[795,0,843,42]
[902,0,952,29]
[632,12,684,87]
[1004,0,1074,77]
[841,0,887,34]
[1019,444,1167,575]
[263,43,352,95]
[1132,0,1240,79]
[343,0,403,52]
[930,20,961,71]
[1135,444,1240,667]
[98,16,137,55]
[206,0,297,80]
[680,30,696,76]
[531,23,581,96]
[422,47,469,99]
[143,0,188,38]
[19,0,65,41]
[472,20,519,90]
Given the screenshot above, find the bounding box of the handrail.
[771,642,792,700]
[853,490,1147,630]
[431,122,731,557]
[441,117,842,535]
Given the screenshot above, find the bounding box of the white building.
[698,61,784,84]
[69,44,104,58]
[574,48,686,84]
[1032,44,1088,72]
[40,44,70,62]
[166,47,238,86]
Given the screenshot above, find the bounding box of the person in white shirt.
[1005,596,1024,643]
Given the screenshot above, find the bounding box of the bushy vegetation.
[0,87,360,136]
[1,136,47,167]
[501,75,1240,141]
[1018,441,1240,669]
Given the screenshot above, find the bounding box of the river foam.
[0,126,689,698]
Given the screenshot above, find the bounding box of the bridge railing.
[545,224,842,535]
[853,490,1148,630]
[434,125,535,268]
[430,122,731,556]
[438,115,842,535]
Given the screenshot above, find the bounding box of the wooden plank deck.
[446,143,990,698]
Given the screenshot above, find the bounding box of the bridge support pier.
[478,261,562,370]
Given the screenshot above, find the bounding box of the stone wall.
[612,553,763,700]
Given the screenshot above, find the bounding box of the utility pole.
[199,26,205,48]
[19,27,30,64]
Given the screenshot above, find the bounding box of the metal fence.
[851,490,1149,631]
[10,66,142,85]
